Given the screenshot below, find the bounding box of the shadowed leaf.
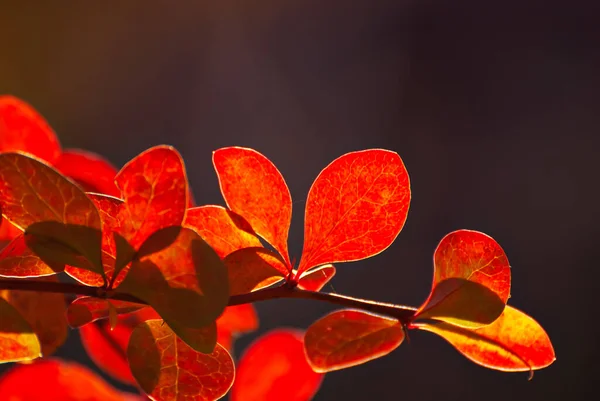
[297,149,410,274]
[0,276,67,356]
[165,320,218,355]
[0,95,61,164]
[184,205,261,258]
[304,309,405,372]
[66,297,145,328]
[0,234,62,277]
[224,247,287,295]
[135,225,183,261]
[128,319,235,401]
[414,278,505,328]
[231,329,323,401]
[298,264,336,291]
[55,149,120,196]
[0,297,41,363]
[213,147,292,268]
[414,305,556,372]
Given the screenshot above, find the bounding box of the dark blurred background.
[1,1,598,400]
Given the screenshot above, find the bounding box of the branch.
[0,278,417,323]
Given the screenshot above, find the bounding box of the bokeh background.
[1,1,598,400]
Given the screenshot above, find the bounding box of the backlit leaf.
[0,218,21,241]
[128,319,235,401]
[0,296,41,363]
[165,320,218,355]
[66,296,144,328]
[135,225,183,261]
[304,309,404,373]
[414,278,505,328]
[297,149,410,274]
[0,359,143,401]
[414,305,556,372]
[213,147,292,268]
[298,264,336,291]
[216,304,258,352]
[432,229,511,303]
[117,229,229,329]
[55,148,120,197]
[0,95,61,164]
[115,145,188,248]
[231,329,323,401]
[223,247,287,295]
[184,205,261,258]
[0,276,67,356]
[0,234,61,277]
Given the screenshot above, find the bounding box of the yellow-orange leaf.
[304,309,405,372]
[414,305,556,372]
[0,276,67,356]
[298,264,336,291]
[128,319,235,401]
[66,296,145,328]
[0,297,41,363]
[223,247,287,295]
[297,149,410,274]
[184,205,261,259]
[213,147,292,268]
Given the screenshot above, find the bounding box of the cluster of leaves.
[0,96,555,401]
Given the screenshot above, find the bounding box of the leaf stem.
[0,278,417,323]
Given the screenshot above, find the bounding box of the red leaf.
[231,329,323,401]
[304,309,405,372]
[414,305,556,373]
[0,218,21,241]
[297,149,410,274]
[430,230,511,304]
[184,205,261,259]
[213,147,292,268]
[0,234,60,277]
[216,304,258,352]
[115,146,188,248]
[128,319,235,401]
[66,296,144,328]
[0,359,143,401]
[0,96,61,164]
[0,296,41,362]
[223,247,287,295]
[55,149,120,197]
[298,264,336,291]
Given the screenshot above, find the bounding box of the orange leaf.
[297,149,410,274]
[0,218,21,241]
[184,205,261,258]
[115,145,188,248]
[0,95,61,164]
[213,147,292,268]
[55,148,120,197]
[304,309,405,372]
[223,247,287,295]
[231,329,323,401]
[0,276,67,356]
[414,305,556,373]
[66,296,144,328]
[128,319,235,401]
[0,296,41,362]
[0,359,143,401]
[430,229,511,303]
[298,264,336,291]
[0,234,61,277]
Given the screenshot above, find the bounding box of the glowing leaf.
[55,149,120,197]
[414,278,505,328]
[415,305,555,372]
[184,205,261,258]
[231,329,323,401]
[432,229,511,303]
[0,95,61,164]
[66,297,144,328]
[0,296,41,363]
[128,319,235,401]
[117,229,229,329]
[304,309,404,373]
[213,147,292,268]
[115,145,188,248]
[0,218,21,241]
[297,149,410,274]
[0,234,61,277]
[0,276,67,356]
[223,247,287,295]
[0,359,143,401]
[298,264,336,291]
[216,304,259,352]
